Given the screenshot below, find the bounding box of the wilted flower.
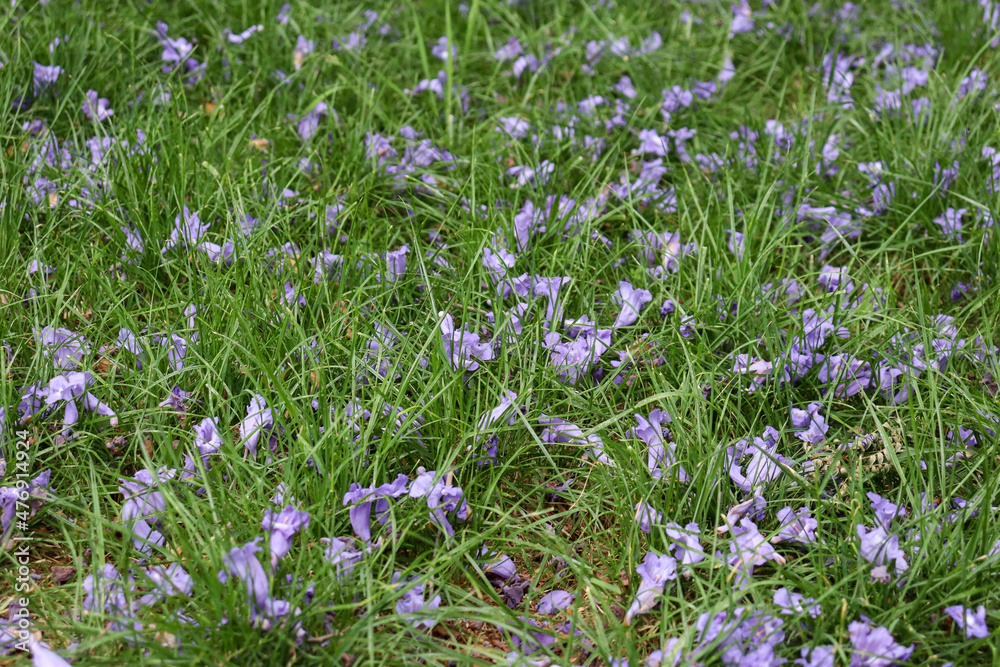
[297,101,329,141]
[33,62,62,95]
[44,371,117,434]
[392,572,442,629]
[867,492,904,531]
[663,522,705,566]
[164,207,209,251]
[790,402,828,445]
[431,36,456,61]
[218,539,271,609]
[772,506,818,546]
[322,537,364,579]
[773,587,821,619]
[224,24,263,44]
[239,395,275,458]
[612,281,653,328]
[158,385,192,412]
[634,500,662,534]
[439,314,494,372]
[942,605,989,639]
[82,90,114,121]
[624,552,677,624]
[35,326,90,370]
[537,590,574,615]
[856,525,908,576]
[262,506,311,567]
[727,519,786,588]
[847,620,914,666]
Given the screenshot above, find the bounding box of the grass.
[1,0,999,664]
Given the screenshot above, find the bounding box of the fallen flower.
[624,552,677,624]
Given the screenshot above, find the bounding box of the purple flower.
[847,621,914,666]
[121,225,145,259]
[332,31,366,52]
[727,519,786,588]
[694,608,786,666]
[33,62,62,95]
[942,605,989,639]
[612,281,653,328]
[613,75,637,98]
[867,492,904,530]
[219,539,271,608]
[773,587,821,618]
[343,483,377,542]
[790,402,828,445]
[385,245,410,282]
[719,496,767,532]
[293,35,313,70]
[238,395,274,458]
[439,314,494,371]
[519,275,571,326]
[727,230,746,260]
[481,550,518,582]
[539,415,608,463]
[155,22,193,63]
[817,264,853,292]
[29,638,73,666]
[933,207,966,242]
[624,552,677,624]
[82,90,114,122]
[537,590,574,615]
[164,206,209,251]
[513,200,546,252]
[856,525,908,575]
[497,116,530,139]
[495,37,523,62]
[771,506,818,546]
[634,500,662,534]
[193,416,224,461]
[476,389,519,460]
[483,246,516,297]
[513,54,541,78]
[158,385,192,412]
[44,371,117,433]
[372,473,410,527]
[661,85,693,118]
[629,410,687,482]
[817,353,871,398]
[198,239,235,265]
[662,522,705,566]
[35,326,90,370]
[393,573,441,629]
[407,469,468,537]
[795,645,835,667]
[431,36,456,61]
[635,129,669,157]
[545,329,612,385]
[262,506,311,567]
[729,0,754,36]
[297,101,329,141]
[137,563,193,607]
[727,427,790,493]
[224,24,263,44]
[0,471,51,543]
[323,537,364,579]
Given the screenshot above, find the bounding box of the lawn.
[1,0,999,665]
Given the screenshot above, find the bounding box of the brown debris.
[51,565,76,585]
